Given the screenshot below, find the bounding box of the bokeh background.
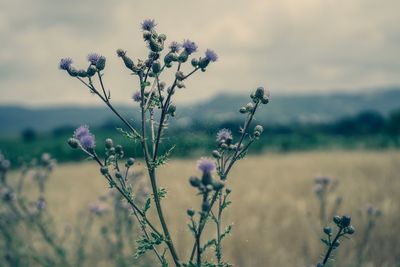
[1,1,399,266]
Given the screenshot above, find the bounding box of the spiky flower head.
[80,134,96,150]
[59,58,73,70]
[87,53,101,65]
[182,39,198,54]
[116,49,126,57]
[132,91,141,102]
[74,125,90,140]
[141,19,156,31]
[169,41,181,53]
[197,157,216,174]
[205,49,218,62]
[216,128,233,143]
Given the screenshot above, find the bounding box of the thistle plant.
[59,19,269,266]
[317,215,355,267]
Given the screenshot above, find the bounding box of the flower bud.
[176,80,185,89]
[115,171,123,179]
[105,138,113,149]
[333,215,341,225]
[255,87,265,98]
[341,215,351,227]
[226,188,232,194]
[149,38,163,52]
[158,34,167,41]
[245,102,254,112]
[198,58,210,69]
[96,56,106,71]
[187,208,195,217]
[100,166,109,175]
[143,31,152,41]
[323,226,332,235]
[345,225,355,235]
[261,95,269,104]
[254,125,264,136]
[178,51,189,63]
[213,180,225,191]
[115,145,123,154]
[212,150,221,159]
[126,157,135,166]
[189,176,201,187]
[175,71,185,81]
[67,67,78,77]
[68,138,79,149]
[87,65,97,77]
[239,107,247,114]
[167,105,176,116]
[191,58,199,67]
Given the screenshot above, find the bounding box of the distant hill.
[1,87,400,136]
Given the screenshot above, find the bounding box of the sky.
[0,0,399,106]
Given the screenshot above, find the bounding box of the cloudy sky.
[0,0,399,106]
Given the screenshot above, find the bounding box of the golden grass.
[38,150,400,266]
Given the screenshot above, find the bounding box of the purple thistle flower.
[205,49,218,62]
[182,39,198,54]
[59,58,73,70]
[169,41,181,53]
[74,125,90,140]
[87,53,100,65]
[132,91,141,102]
[141,19,156,31]
[197,157,216,173]
[80,134,96,150]
[216,128,232,143]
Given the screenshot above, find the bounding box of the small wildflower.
[74,125,90,140]
[169,41,181,53]
[216,128,233,143]
[205,49,218,62]
[59,58,73,70]
[197,157,215,174]
[182,39,198,54]
[116,49,126,57]
[141,19,156,31]
[87,53,100,65]
[80,134,96,150]
[132,91,141,102]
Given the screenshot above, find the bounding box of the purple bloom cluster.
[216,128,232,143]
[87,53,100,65]
[205,49,218,62]
[182,39,198,54]
[197,157,216,173]
[141,19,156,31]
[132,91,142,102]
[169,41,181,53]
[74,125,96,150]
[59,58,73,70]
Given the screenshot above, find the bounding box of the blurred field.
[34,150,400,266]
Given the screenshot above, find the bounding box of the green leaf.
[149,145,175,170]
[142,198,151,214]
[117,128,141,142]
